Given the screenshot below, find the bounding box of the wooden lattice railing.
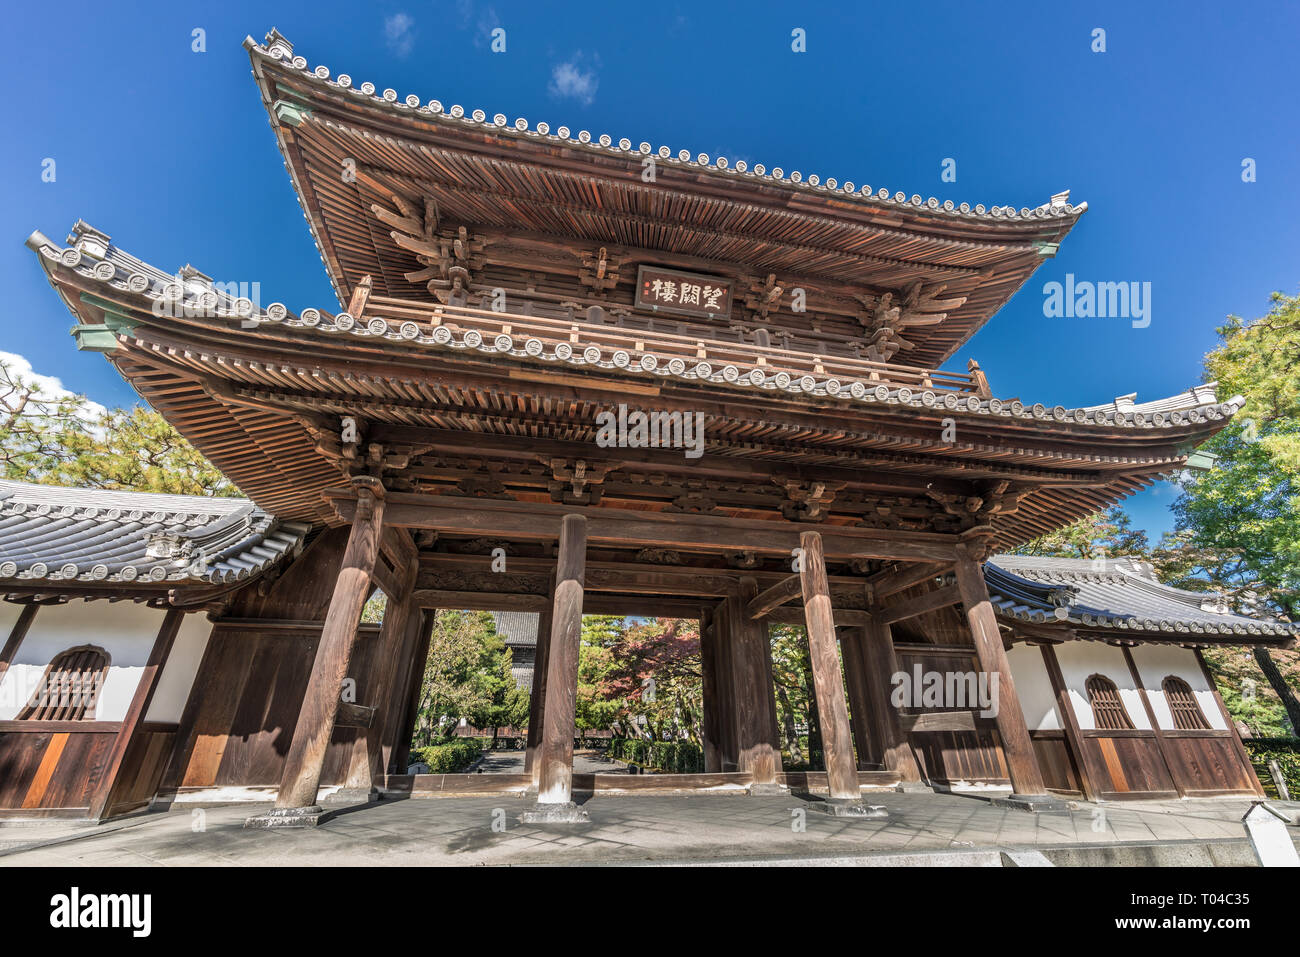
[364,295,987,397]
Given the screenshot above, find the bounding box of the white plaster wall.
[144,612,212,723]
[1128,644,1226,731]
[1006,643,1060,730]
[0,599,167,721]
[1052,640,1150,731]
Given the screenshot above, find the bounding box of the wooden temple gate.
[19,29,1275,822]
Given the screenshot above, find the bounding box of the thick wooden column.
[343,580,417,793]
[798,531,859,802]
[840,627,881,769]
[729,579,780,787]
[698,607,723,773]
[533,515,587,809]
[953,544,1049,800]
[853,621,924,782]
[389,610,434,775]
[88,607,185,820]
[264,482,386,818]
[712,598,739,771]
[525,588,554,785]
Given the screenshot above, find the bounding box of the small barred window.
[1162,676,1211,730]
[16,645,110,721]
[1085,674,1134,731]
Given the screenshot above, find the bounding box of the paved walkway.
[2,791,1294,867]
[471,749,626,775]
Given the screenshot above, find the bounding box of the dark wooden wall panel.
[0,730,116,811]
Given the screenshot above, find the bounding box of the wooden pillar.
[953,544,1047,797]
[525,589,554,785]
[797,531,859,802]
[854,621,923,782]
[0,603,40,685]
[841,627,881,769]
[712,598,739,770]
[344,582,417,792]
[1039,642,1099,800]
[730,579,780,786]
[699,606,722,773]
[389,609,434,775]
[534,515,586,806]
[88,607,186,820]
[270,483,386,813]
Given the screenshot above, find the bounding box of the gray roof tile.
[986,553,1298,641]
[0,480,310,588]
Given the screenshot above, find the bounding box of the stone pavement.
[2,790,1295,867]
[470,748,626,775]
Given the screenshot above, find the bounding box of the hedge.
[412,738,482,773]
[607,737,703,774]
[1244,738,1300,799]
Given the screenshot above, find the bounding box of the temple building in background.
[2,28,1293,823]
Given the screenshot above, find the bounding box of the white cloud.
[385,13,416,58]
[549,55,599,106]
[0,351,107,424]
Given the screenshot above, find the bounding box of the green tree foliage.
[577,615,702,744]
[770,624,815,767]
[1168,292,1300,620]
[0,355,235,496]
[412,610,524,747]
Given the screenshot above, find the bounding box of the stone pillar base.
[520,802,589,824]
[990,793,1071,813]
[322,787,379,805]
[810,798,889,819]
[748,781,787,796]
[243,805,325,829]
[895,780,933,794]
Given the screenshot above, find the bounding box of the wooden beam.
[798,531,860,802]
[88,608,185,821]
[329,490,960,563]
[898,711,977,733]
[335,702,378,730]
[745,574,802,620]
[535,515,587,806]
[865,561,951,600]
[878,583,961,625]
[273,482,386,811]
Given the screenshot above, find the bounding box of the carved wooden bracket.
[776,479,845,522]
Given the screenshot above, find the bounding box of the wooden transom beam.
[877,583,961,625]
[327,490,960,563]
[746,575,803,620]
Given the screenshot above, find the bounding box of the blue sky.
[3,1,1297,538]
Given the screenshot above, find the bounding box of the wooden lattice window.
[16,645,110,721]
[1085,674,1134,731]
[1162,676,1211,730]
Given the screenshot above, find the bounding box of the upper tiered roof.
[245,29,1085,368]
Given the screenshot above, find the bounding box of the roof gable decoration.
[29,226,1248,437]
